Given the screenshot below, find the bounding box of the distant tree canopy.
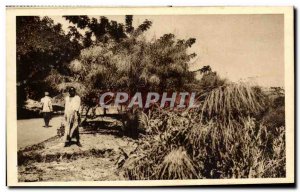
[63,15,152,46]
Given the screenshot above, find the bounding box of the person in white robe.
[64,87,81,147]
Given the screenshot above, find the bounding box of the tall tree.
[16,16,81,108]
[48,32,197,108]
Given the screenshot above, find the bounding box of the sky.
[51,14,284,87]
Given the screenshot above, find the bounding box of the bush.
[123,83,286,179]
[121,107,142,139]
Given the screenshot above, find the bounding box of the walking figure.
[40,92,53,128]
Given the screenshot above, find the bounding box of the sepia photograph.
[6,7,294,186]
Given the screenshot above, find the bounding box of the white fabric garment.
[64,95,81,114]
[40,96,52,112]
[64,95,81,142]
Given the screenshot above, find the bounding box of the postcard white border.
[6,6,294,186]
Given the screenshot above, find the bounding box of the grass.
[200,82,266,124]
[157,147,198,179]
[123,82,286,180]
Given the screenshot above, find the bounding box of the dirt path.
[18,126,137,182]
[17,116,63,149]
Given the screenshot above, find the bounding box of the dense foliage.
[45,16,197,104]
[16,16,82,117]
[124,83,285,179]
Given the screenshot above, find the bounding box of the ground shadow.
[80,117,123,137]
